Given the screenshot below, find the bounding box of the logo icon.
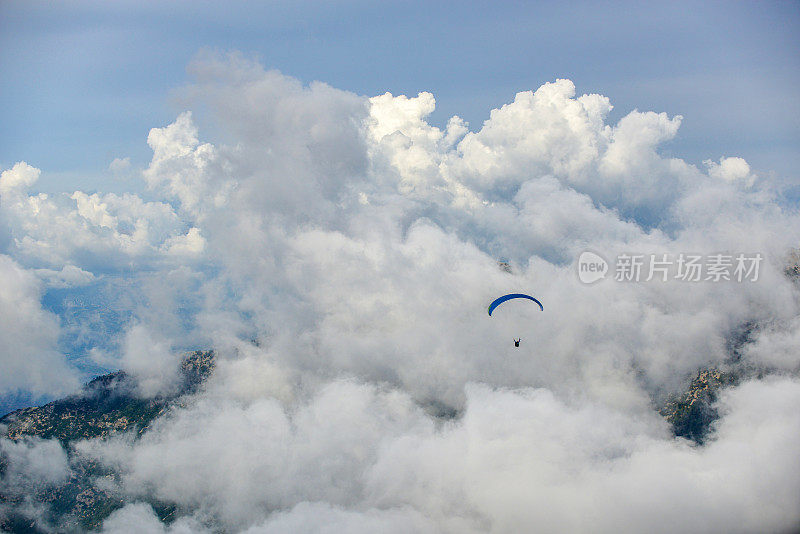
[577,251,608,284]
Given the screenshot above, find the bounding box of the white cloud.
[143,111,223,219]
[242,502,437,534]
[0,161,40,196]
[34,263,95,288]
[4,54,800,532]
[163,226,205,257]
[101,502,209,534]
[79,379,434,531]
[109,157,132,174]
[80,378,800,533]
[705,156,756,188]
[119,323,183,397]
[741,315,800,370]
[0,437,70,487]
[137,54,800,406]
[0,437,72,531]
[0,254,79,396]
[0,162,208,271]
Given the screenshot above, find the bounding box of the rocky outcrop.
[0,351,214,532]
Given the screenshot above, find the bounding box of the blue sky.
[2,1,798,194]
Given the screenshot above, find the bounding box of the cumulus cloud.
[0,162,206,271]
[741,315,800,370]
[705,156,756,188]
[100,502,208,534]
[241,502,438,534]
[119,323,184,397]
[79,378,800,533]
[0,437,70,487]
[3,52,800,532]
[143,111,224,219]
[34,263,96,288]
[0,254,79,396]
[363,379,800,533]
[163,226,205,257]
[0,162,40,196]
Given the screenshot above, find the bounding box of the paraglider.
[487,293,543,347]
[487,293,544,316]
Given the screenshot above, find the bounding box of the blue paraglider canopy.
[487,293,543,316]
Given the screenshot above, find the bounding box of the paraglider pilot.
[486,294,542,350]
